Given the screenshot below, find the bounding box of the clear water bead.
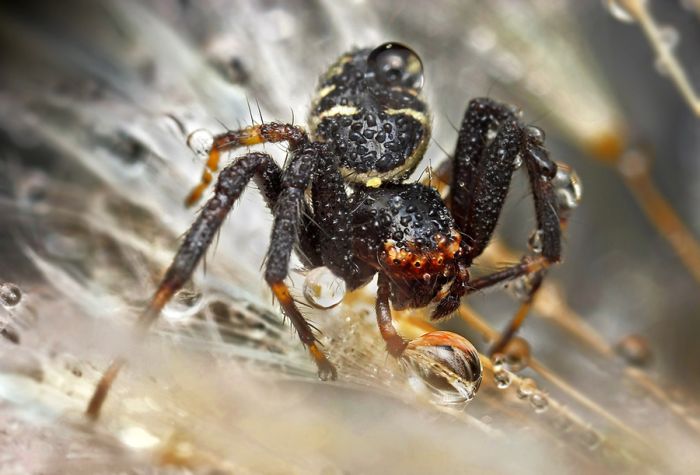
[162,289,203,322]
[528,230,544,254]
[516,378,537,400]
[604,0,642,23]
[529,391,549,413]
[494,370,512,389]
[303,267,346,309]
[552,164,582,217]
[0,283,22,308]
[615,334,653,367]
[186,129,215,159]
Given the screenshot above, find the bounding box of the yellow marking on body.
[316,84,336,100]
[366,177,382,188]
[318,105,358,119]
[323,54,353,81]
[386,108,429,125]
[309,104,359,132]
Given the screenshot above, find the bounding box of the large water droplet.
[401,331,482,407]
[0,283,22,308]
[303,267,346,309]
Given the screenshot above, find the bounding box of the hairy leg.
[88,152,282,419]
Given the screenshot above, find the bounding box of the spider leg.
[262,149,338,380]
[376,273,408,357]
[87,152,282,419]
[465,256,547,356]
[447,98,564,352]
[186,122,307,206]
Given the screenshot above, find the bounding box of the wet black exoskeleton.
[87,43,580,418]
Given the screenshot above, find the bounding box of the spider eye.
[367,42,424,90]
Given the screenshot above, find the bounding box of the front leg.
[186,122,308,206]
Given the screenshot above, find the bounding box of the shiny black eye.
[367,42,424,90]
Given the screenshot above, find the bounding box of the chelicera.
[87,42,580,418]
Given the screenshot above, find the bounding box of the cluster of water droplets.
[492,352,548,414]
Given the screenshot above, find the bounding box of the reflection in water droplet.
[0,283,22,308]
[187,129,215,159]
[494,370,512,389]
[401,331,482,407]
[303,267,346,309]
[529,391,549,413]
[604,0,641,23]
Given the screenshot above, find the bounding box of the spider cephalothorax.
[87,42,581,419]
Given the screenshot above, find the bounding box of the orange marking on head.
[383,230,461,276]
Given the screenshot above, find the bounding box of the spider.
[87,42,580,418]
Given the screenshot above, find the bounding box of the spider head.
[310,43,431,187]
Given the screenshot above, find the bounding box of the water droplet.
[615,334,653,367]
[524,125,545,144]
[513,154,523,169]
[516,377,537,399]
[494,370,512,389]
[604,0,641,23]
[552,163,582,218]
[187,129,215,159]
[578,428,603,451]
[162,289,203,322]
[491,353,507,372]
[658,25,680,50]
[501,336,531,372]
[303,267,346,309]
[529,391,549,413]
[508,273,540,301]
[0,283,22,308]
[528,230,544,254]
[402,331,482,407]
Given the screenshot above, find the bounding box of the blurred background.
[0,0,699,473]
